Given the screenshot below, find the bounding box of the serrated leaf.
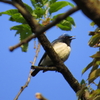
[82,61,93,74]
[10,24,32,52]
[91,52,100,58]
[88,34,100,47]
[9,13,27,24]
[88,69,100,83]
[49,1,72,14]
[0,9,18,16]
[10,24,31,32]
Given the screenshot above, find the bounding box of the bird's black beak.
[70,36,75,40]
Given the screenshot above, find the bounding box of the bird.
[31,34,75,76]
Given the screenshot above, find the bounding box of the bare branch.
[32,42,41,65]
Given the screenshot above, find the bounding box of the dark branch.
[73,0,100,27]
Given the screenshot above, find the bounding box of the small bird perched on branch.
[31,34,75,76]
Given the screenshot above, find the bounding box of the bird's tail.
[31,69,40,77]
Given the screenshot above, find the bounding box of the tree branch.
[73,0,100,27]
[31,65,57,71]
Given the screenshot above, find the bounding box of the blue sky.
[0,0,98,100]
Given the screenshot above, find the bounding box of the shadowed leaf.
[88,69,100,83]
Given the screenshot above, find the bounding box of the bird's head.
[58,33,75,46]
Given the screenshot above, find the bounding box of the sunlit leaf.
[57,22,71,31]
[88,69,100,83]
[49,1,73,14]
[66,17,75,26]
[10,24,32,52]
[9,13,27,24]
[0,9,18,16]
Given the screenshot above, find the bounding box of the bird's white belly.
[41,42,71,66]
[53,42,71,61]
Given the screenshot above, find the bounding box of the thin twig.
[14,70,32,100]
[32,42,41,65]
[14,41,41,100]
[9,6,79,51]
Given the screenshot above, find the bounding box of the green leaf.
[9,13,27,24]
[57,23,71,31]
[10,24,31,32]
[24,3,33,14]
[82,61,93,74]
[88,34,100,47]
[30,0,37,8]
[10,24,32,52]
[49,0,57,5]
[80,79,86,85]
[42,0,48,5]
[0,9,18,16]
[49,1,72,14]
[66,17,75,26]
[88,69,100,83]
[53,14,75,30]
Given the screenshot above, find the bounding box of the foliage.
[0,0,75,52]
[82,27,100,99]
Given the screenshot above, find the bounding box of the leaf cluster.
[81,27,100,99]
[0,0,75,52]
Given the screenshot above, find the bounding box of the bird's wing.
[38,53,47,66]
